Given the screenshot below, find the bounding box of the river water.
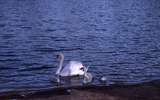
[0,0,160,92]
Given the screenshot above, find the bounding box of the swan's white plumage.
[59,61,84,76]
[55,53,92,84]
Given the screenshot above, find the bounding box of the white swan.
[55,53,86,83]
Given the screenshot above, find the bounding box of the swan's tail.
[84,66,90,72]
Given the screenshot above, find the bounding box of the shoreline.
[0,80,160,100]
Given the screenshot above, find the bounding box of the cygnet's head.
[101,76,107,81]
[100,76,107,84]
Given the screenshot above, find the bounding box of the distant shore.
[1,80,160,100]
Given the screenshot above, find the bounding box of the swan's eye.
[80,67,84,71]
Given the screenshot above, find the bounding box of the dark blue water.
[0,0,160,92]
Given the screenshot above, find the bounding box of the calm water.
[0,0,160,92]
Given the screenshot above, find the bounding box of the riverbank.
[0,80,160,100]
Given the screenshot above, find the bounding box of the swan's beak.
[55,52,64,60]
[56,54,61,60]
[56,54,60,59]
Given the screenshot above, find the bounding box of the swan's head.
[56,52,64,60]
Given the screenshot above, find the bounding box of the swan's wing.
[62,61,84,76]
[72,61,85,75]
[59,61,79,76]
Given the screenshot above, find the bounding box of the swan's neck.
[83,72,93,84]
[56,56,64,75]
